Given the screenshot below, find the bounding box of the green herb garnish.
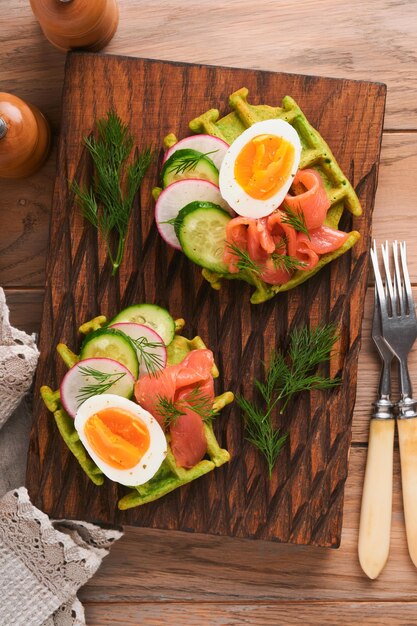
[76,365,126,406]
[187,385,219,425]
[225,242,262,275]
[226,241,305,276]
[157,384,218,429]
[132,337,165,377]
[281,204,310,239]
[72,110,154,275]
[157,395,184,428]
[237,324,340,477]
[271,252,306,272]
[168,150,218,176]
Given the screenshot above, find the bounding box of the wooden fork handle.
[398,417,417,568]
[358,418,395,579]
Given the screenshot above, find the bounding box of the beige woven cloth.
[0,288,123,625]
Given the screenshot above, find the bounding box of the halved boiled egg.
[219,119,302,218]
[74,394,167,486]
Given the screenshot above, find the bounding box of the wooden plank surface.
[2,1,417,624]
[25,52,385,548]
[83,602,417,625]
[77,451,416,603]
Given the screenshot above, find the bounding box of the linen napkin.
[0,288,123,626]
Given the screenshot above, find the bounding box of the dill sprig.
[226,241,305,276]
[157,384,218,428]
[76,365,126,406]
[167,150,218,176]
[72,110,155,276]
[225,242,262,275]
[281,204,310,239]
[156,395,184,428]
[132,336,165,376]
[238,395,288,478]
[271,252,306,272]
[187,385,219,425]
[237,324,340,477]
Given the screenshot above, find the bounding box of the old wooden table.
[1,2,417,624]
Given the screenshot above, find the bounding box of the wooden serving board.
[26,52,386,547]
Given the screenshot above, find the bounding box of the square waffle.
[40,316,232,510]
[188,88,361,304]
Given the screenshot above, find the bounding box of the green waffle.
[41,316,233,510]
[182,88,361,304]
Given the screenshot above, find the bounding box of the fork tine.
[400,241,416,320]
[381,240,396,317]
[392,240,404,316]
[370,244,389,320]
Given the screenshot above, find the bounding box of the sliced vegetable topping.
[109,322,167,377]
[80,328,139,378]
[161,148,219,187]
[162,134,229,170]
[109,303,176,345]
[60,357,135,418]
[177,202,231,274]
[155,178,232,249]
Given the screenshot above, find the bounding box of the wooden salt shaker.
[0,93,51,179]
[29,0,119,52]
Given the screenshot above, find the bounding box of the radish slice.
[163,135,229,170]
[60,358,135,418]
[155,178,232,249]
[109,323,167,378]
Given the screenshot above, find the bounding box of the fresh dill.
[226,241,305,276]
[76,365,126,406]
[157,384,218,429]
[237,324,340,477]
[156,395,184,428]
[132,336,165,376]
[225,242,262,275]
[187,384,219,425]
[167,150,218,176]
[281,204,310,239]
[271,252,306,272]
[72,110,155,275]
[238,395,288,478]
[160,215,182,231]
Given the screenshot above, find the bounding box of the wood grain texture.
[81,450,417,605]
[83,601,417,625]
[25,52,385,547]
[1,1,415,130]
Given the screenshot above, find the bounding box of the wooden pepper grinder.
[29,0,119,52]
[0,92,51,179]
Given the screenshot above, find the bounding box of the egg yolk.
[84,408,151,470]
[234,134,295,200]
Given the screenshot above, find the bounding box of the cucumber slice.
[60,357,135,418]
[109,304,176,345]
[162,149,219,187]
[155,179,232,250]
[80,329,139,378]
[109,323,167,377]
[163,135,229,170]
[178,202,231,274]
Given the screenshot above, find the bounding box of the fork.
[370,241,417,569]
[358,246,395,579]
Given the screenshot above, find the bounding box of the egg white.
[219,119,302,218]
[74,394,167,487]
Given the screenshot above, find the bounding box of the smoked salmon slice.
[223,170,347,285]
[284,169,331,230]
[135,349,214,468]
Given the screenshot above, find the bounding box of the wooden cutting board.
[26,52,386,547]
